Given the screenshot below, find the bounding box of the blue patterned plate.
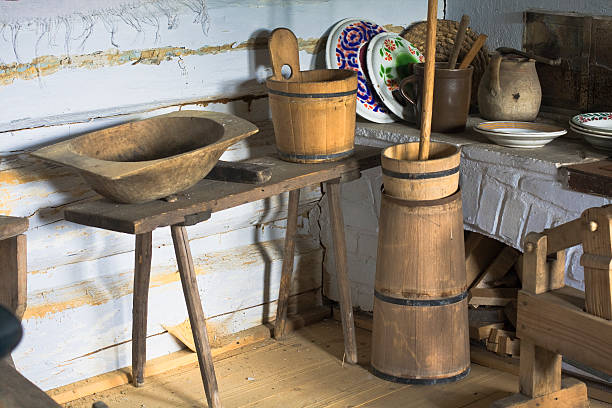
[325,18,395,123]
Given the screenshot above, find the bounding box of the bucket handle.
[268,28,301,81]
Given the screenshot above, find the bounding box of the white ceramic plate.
[325,18,395,123]
[570,112,612,133]
[474,121,567,148]
[366,32,424,122]
[569,122,612,137]
[568,125,612,152]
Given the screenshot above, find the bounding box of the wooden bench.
[63,145,381,408]
[494,205,612,407]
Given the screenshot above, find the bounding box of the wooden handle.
[448,15,470,69]
[496,47,562,66]
[419,0,438,161]
[488,53,503,96]
[268,28,301,81]
[458,34,487,69]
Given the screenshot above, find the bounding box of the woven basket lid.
[402,19,490,107]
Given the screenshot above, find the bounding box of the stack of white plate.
[569,113,612,153]
[473,121,567,148]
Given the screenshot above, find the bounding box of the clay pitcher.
[478,53,542,121]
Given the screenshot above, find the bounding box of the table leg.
[171,225,222,408]
[274,189,301,339]
[132,232,152,387]
[326,180,358,364]
[0,234,27,369]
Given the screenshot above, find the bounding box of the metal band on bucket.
[372,366,471,385]
[374,290,468,307]
[382,165,460,180]
[380,187,462,207]
[268,89,357,98]
[277,149,354,162]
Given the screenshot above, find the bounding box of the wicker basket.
[402,19,490,107]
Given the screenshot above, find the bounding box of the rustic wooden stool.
[64,146,381,408]
[493,205,612,407]
[0,215,28,368]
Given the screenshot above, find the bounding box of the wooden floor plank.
[64,320,612,408]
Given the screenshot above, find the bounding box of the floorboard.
[64,319,611,408]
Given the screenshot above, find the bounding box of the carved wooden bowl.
[32,111,259,203]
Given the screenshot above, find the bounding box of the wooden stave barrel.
[382,142,460,201]
[266,69,357,163]
[371,189,470,383]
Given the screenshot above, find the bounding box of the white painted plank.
[0,0,439,131]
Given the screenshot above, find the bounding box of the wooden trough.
[31,111,259,204]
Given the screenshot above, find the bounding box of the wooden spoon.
[447,15,470,69]
[458,34,487,69]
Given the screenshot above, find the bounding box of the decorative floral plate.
[325,18,395,123]
[570,113,612,134]
[366,32,424,122]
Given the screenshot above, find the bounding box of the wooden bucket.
[371,190,470,384]
[267,69,358,163]
[382,142,460,201]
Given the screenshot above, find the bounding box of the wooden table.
[64,145,381,408]
[561,159,612,198]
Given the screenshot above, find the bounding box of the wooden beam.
[517,288,612,375]
[465,232,505,287]
[493,377,588,407]
[542,218,584,255]
[469,288,518,306]
[473,246,520,288]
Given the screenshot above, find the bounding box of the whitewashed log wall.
[0,0,438,390]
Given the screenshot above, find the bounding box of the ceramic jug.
[477,53,542,121]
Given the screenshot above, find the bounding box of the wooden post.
[0,235,27,320]
[274,189,301,339]
[519,232,562,398]
[326,180,358,364]
[581,206,612,320]
[519,339,562,398]
[418,0,438,160]
[522,233,564,295]
[131,232,152,386]
[0,233,27,368]
[171,225,222,408]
